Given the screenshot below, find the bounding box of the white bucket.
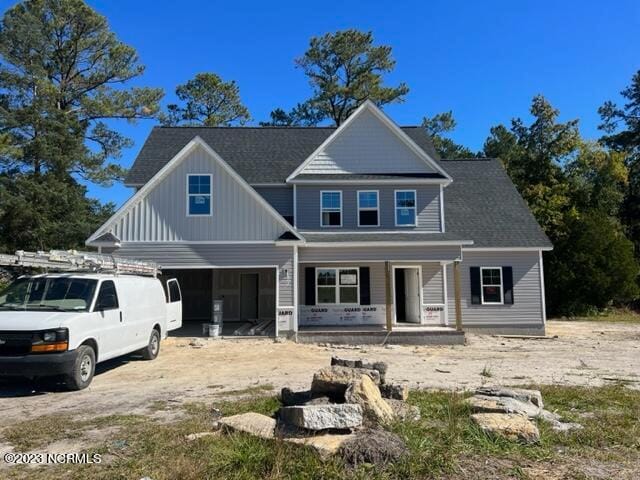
[202,323,220,337]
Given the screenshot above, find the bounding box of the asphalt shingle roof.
[125,126,439,185]
[124,126,551,249]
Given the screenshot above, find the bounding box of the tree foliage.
[598,69,640,258]
[483,95,639,315]
[0,0,163,185]
[421,111,479,159]
[281,29,408,126]
[161,73,250,127]
[0,172,114,251]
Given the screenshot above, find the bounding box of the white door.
[404,268,421,323]
[166,279,183,331]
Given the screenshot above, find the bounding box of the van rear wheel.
[140,329,161,360]
[65,345,95,391]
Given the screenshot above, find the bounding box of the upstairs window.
[395,190,417,226]
[320,191,342,227]
[358,191,380,227]
[481,267,503,304]
[187,174,212,216]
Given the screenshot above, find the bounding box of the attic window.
[187,174,212,216]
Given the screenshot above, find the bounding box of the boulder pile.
[466,386,582,444]
[215,356,414,459]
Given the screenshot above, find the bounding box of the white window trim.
[394,189,417,227]
[315,267,360,305]
[480,266,504,305]
[320,190,343,228]
[357,190,380,227]
[186,173,213,217]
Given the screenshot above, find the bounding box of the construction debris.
[339,429,408,466]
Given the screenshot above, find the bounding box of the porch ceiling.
[298,232,473,246]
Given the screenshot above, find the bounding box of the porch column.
[385,261,393,331]
[453,260,463,332]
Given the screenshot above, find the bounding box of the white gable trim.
[286,100,452,182]
[86,136,298,245]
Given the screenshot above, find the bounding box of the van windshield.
[0,277,98,312]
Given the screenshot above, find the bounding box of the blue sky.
[2,0,639,206]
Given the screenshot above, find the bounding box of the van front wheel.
[65,345,96,391]
[140,329,160,360]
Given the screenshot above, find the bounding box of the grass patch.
[212,383,275,398]
[554,308,640,323]
[3,386,639,479]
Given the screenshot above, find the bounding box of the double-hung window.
[395,190,417,226]
[480,267,503,304]
[320,191,342,227]
[316,268,359,304]
[358,191,379,227]
[187,174,212,216]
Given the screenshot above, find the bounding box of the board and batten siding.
[110,242,294,307]
[253,185,293,218]
[108,145,287,242]
[295,184,441,231]
[299,245,461,263]
[299,108,436,175]
[447,250,544,332]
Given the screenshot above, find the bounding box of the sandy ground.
[1,320,639,427]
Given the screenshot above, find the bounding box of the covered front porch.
[291,236,469,344]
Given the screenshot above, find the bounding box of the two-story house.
[86,101,552,344]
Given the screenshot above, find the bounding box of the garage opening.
[161,268,276,337]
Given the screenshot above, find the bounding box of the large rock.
[379,383,409,401]
[471,413,540,444]
[279,404,363,431]
[464,394,542,418]
[475,386,544,409]
[331,357,388,383]
[311,366,380,398]
[345,375,395,424]
[218,412,275,439]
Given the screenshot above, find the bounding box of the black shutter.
[470,267,481,305]
[360,267,371,305]
[502,266,514,304]
[305,267,316,306]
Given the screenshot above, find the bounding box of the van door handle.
[119,311,123,323]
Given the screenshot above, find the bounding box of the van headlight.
[31,329,69,353]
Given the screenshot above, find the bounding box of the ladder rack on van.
[0,250,160,277]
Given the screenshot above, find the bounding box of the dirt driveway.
[1,320,639,427]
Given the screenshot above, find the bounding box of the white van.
[0,273,182,390]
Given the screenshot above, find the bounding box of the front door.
[403,268,422,323]
[240,273,259,321]
[94,280,125,360]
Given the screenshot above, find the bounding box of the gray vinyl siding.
[110,242,294,306]
[296,184,441,231]
[253,185,293,218]
[300,108,436,175]
[299,245,461,263]
[447,250,543,327]
[108,145,287,242]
